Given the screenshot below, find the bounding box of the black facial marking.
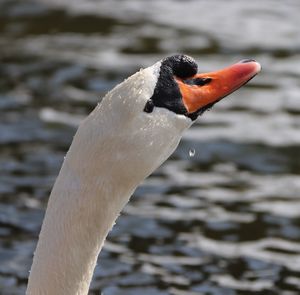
[187,99,221,121]
[145,54,198,117]
[165,54,198,78]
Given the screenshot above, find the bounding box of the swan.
[26,55,261,295]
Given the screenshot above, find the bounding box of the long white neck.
[26,66,191,295]
[26,132,137,295]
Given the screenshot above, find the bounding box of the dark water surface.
[1,0,300,294]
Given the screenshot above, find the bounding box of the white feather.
[26,60,192,295]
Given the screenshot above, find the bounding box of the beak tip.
[239,59,262,74]
[239,58,257,64]
[254,61,262,74]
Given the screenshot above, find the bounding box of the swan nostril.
[194,77,212,86]
[184,77,212,86]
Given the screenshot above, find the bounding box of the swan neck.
[26,65,189,294]
[26,145,134,295]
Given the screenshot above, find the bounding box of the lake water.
[1,0,300,294]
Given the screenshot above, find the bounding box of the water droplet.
[189,148,195,157]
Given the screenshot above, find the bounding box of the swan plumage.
[26,55,260,295]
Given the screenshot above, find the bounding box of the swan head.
[78,55,260,186]
[97,54,260,126]
[26,55,261,295]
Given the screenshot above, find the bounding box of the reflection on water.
[1,0,300,294]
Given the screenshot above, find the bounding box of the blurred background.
[1,0,300,294]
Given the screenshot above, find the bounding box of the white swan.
[26,55,261,295]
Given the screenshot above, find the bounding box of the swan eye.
[143,100,154,113]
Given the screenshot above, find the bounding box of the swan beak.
[176,60,261,114]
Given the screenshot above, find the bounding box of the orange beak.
[176,60,261,114]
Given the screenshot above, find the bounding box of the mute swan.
[26,55,261,295]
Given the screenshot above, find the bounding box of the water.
[1,0,300,294]
[189,149,196,158]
